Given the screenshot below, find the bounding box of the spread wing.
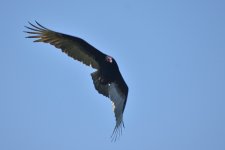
[91,70,128,141]
[109,81,128,142]
[24,21,106,69]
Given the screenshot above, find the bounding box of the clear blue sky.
[0,0,225,149]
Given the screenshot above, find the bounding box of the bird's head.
[105,56,113,63]
[105,55,119,71]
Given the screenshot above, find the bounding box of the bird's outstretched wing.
[91,70,128,141]
[25,21,106,69]
[109,81,128,142]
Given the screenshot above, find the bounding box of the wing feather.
[91,71,128,142]
[109,82,128,142]
[25,21,106,69]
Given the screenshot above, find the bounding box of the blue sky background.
[0,0,225,149]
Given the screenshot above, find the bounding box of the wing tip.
[24,21,49,34]
[24,21,50,41]
[110,117,125,142]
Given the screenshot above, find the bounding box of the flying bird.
[24,22,128,141]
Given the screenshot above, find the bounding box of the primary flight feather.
[25,22,128,141]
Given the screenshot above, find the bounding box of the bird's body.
[25,22,128,141]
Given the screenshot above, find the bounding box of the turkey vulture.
[24,22,128,141]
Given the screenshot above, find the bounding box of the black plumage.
[25,22,128,141]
